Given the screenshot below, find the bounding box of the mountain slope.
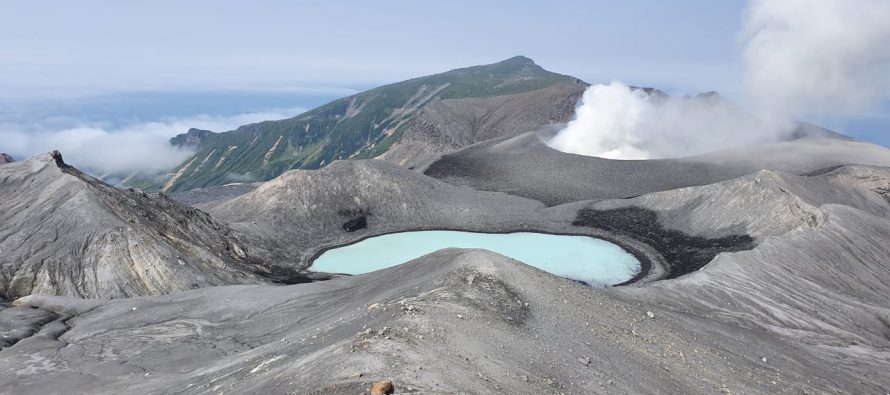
[381,81,585,170]
[155,56,580,192]
[0,151,284,299]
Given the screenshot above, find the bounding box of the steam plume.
[549,0,890,159]
[744,0,890,124]
[548,83,764,159]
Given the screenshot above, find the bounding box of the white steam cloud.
[548,83,765,159]
[0,108,305,176]
[744,0,890,123]
[549,0,890,159]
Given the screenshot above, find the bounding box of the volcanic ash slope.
[582,165,890,389]
[1,164,890,393]
[0,243,884,394]
[426,130,890,205]
[0,152,273,299]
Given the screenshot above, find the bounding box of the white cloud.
[0,108,306,176]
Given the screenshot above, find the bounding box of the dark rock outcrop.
[0,153,13,164]
[341,216,367,232]
[169,128,214,148]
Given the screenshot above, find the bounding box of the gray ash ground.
[3,134,890,393]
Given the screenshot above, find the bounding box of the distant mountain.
[0,153,13,164]
[152,56,581,192]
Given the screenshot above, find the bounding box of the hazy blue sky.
[0,1,747,98]
[1,0,887,157]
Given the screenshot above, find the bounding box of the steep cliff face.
[0,151,279,299]
[169,128,215,148]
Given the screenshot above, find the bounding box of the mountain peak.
[498,55,537,66]
[0,153,13,164]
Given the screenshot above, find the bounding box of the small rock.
[578,356,591,366]
[370,380,394,395]
[761,357,767,363]
[646,311,654,318]
[367,303,381,312]
[466,274,475,285]
[351,372,363,378]
[131,307,138,311]
[457,314,463,320]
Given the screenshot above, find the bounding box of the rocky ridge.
[0,151,290,299]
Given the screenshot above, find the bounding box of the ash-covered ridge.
[426,129,890,205]
[0,151,283,299]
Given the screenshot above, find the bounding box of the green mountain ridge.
[146,56,579,192]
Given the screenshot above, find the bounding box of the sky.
[0,1,746,96]
[0,0,887,169]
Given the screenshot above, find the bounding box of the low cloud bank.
[1,108,305,176]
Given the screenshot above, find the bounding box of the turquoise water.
[310,231,641,287]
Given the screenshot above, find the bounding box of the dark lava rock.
[342,216,367,232]
[0,153,13,164]
[573,207,755,279]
